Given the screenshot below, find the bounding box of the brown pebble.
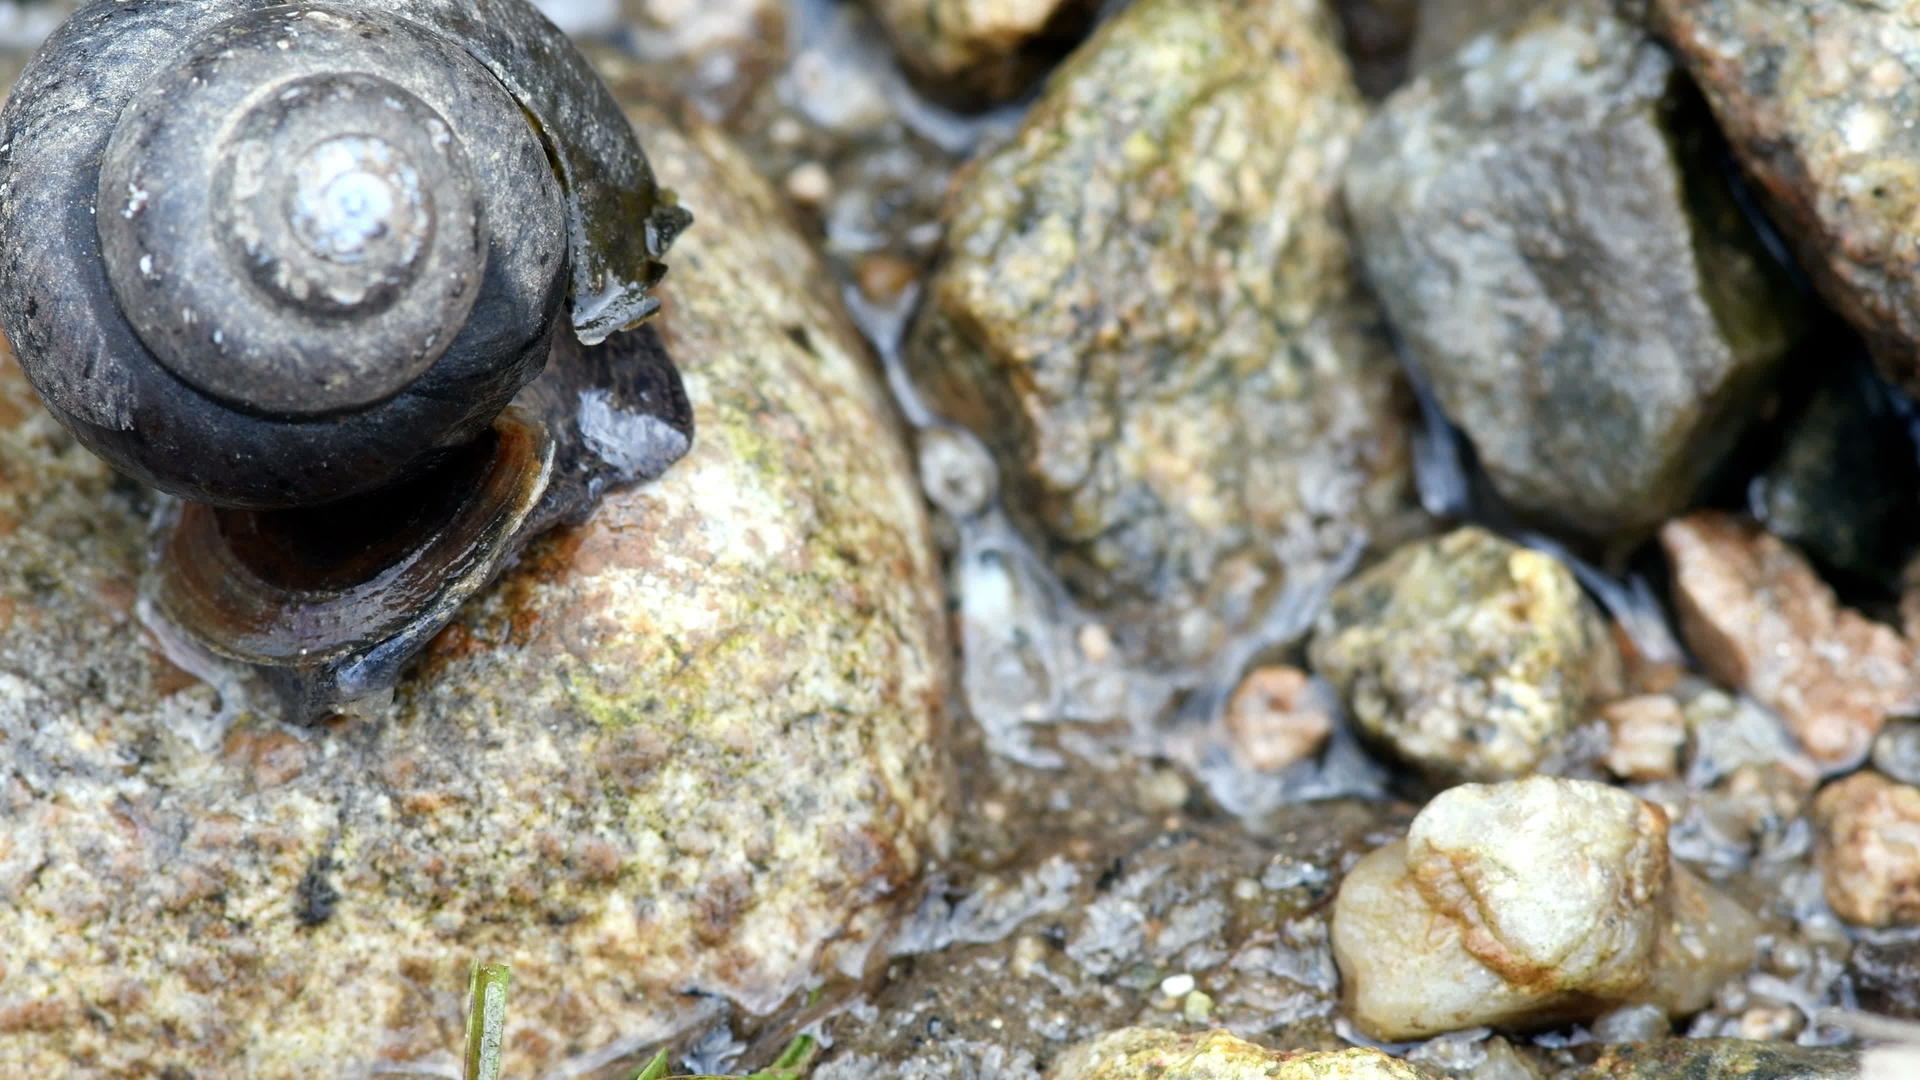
[1224,666,1333,773]
[1813,770,1920,927]
[1662,512,1918,767]
[855,252,919,305]
[1602,694,1687,782]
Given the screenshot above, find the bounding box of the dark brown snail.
[0,0,695,718]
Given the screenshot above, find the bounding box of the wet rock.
[1848,936,1920,1020]
[1602,694,1688,783]
[1650,0,1920,397]
[1571,1038,1860,1079]
[1044,1028,1437,1080]
[0,111,950,1078]
[1661,512,1920,769]
[1309,527,1621,783]
[1812,771,1920,927]
[815,801,1404,1077]
[1748,358,1920,592]
[1346,0,1799,542]
[908,0,1417,673]
[1330,777,1758,1040]
[864,0,1095,105]
[1223,666,1336,775]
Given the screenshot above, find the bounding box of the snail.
[0,0,695,719]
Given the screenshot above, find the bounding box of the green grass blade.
[464,961,513,1080]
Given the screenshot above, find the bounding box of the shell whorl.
[96,6,511,416]
[0,0,682,509]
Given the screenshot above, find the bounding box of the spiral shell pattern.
[0,0,682,508]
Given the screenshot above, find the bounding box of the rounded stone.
[1330,777,1758,1041]
[0,109,950,1078]
[1309,527,1622,782]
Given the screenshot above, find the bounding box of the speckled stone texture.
[1812,771,1920,928]
[0,108,950,1079]
[1330,778,1759,1041]
[1652,0,1920,397]
[1044,1029,1439,1080]
[907,0,1417,673]
[1571,1038,1860,1079]
[1309,527,1621,782]
[1346,0,1799,542]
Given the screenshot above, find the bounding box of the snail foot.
[143,325,693,723]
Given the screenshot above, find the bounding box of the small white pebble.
[1159,973,1195,998]
[783,161,832,206]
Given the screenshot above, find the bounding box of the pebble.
[1223,666,1335,773]
[1311,527,1621,782]
[1812,771,1920,927]
[1602,694,1688,782]
[1330,777,1758,1040]
[1662,511,1919,768]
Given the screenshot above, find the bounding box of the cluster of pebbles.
[6,0,1920,1077]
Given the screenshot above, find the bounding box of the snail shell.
[0,0,687,509]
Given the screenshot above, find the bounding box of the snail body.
[0,0,686,509]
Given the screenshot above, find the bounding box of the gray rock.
[908,0,1418,673]
[0,109,950,1079]
[1310,527,1621,783]
[1345,0,1800,542]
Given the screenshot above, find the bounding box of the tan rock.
[1661,512,1919,768]
[1813,771,1920,927]
[1310,528,1621,782]
[0,110,950,1078]
[1603,695,1688,782]
[1223,666,1334,774]
[1331,777,1757,1040]
[1045,1028,1437,1080]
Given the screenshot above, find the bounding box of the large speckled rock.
[1572,1038,1860,1080]
[1346,0,1799,542]
[1812,771,1920,928]
[908,0,1417,672]
[0,108,950,1079]
[1662,512,1919,769]
[864,0,1095,104]
[1330,778,1758,1040]
[1045,1029,1438,1080]
[1651,0,1920,397]
[1309,527,1621,782]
